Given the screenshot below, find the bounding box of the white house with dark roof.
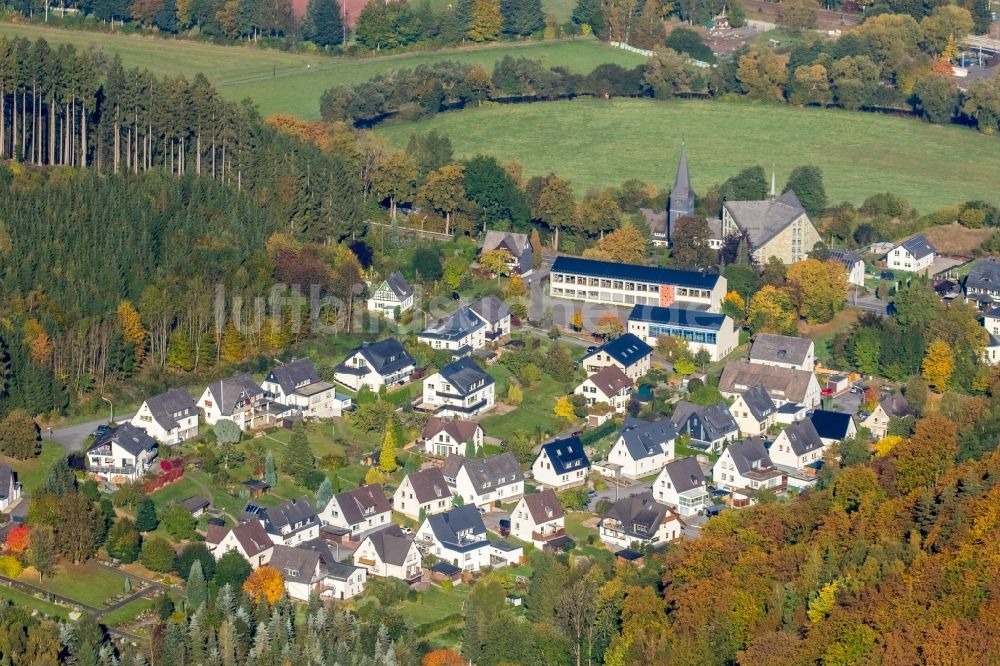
[421,416,483,457]
[0,465,21,513]
[627,305,738,362]
[320,485,392,539]
[321,561,368,601]
[393,467,453,520]
[722,190,821,265]
[653,457,709,517]
[481,230,534,275]
[713,439,783,494]
[334,338,416,392]
[769,419,827,470]
[729,384,777,436]
[748,334,815,372]
[965,258,1000,308]
[671,401,739,453]
[607,417,677,479]
[421,357,495,418]
[131,388,198,445]
[887,234,936,273]
[982,307,1000,364]
[861,393,911,439]
[442,453,524,508]
[86,423,158,484]
[468,295,512,343]
[599,491,681,550]
[262,357,348,419]
[353,526,423,582]
[582,333,653,382]
[243,497,320,546]
[829,250,865,287]
[366,271,414,320]
[211,519,274,568]
[415,505,492,572]
[808,409,857,446]
[720,359,820,407]
[269,544,324,601]
[510,489,566,547]
[419,306,487,354]
[532,436,591,490]
[197,374,269,431]
[575,365,633,414]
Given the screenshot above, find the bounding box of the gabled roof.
[780,419,824,456]
[269,544,321,584]
[719,359,816,404]
[325,560,365,582]
[346,338,415,376]
[628,305,727,331]
[583,333,652,369]
[205,374,264,416]
[437,357,494,396]
[897,234,936,260]
[89,423,157,458]
[426,505,487,550]
[671,401,738,442]
[362,526,415,566]
[0,465,15,500]
[422,416,481,444]
[265,358,320,396]
[738,385,777,422]
[660,457,705,494]
[551,256,722,290]
[966,258,1000,293]
[723,190,807,250]
[468,295,511,327]
[881,392,911,418]
[539,437,590,475]
[725,439,774,475]
[405,468,452,504]
[604,491,673,539]
[143,388,197,431]
[829,249,863,268]
[421,306,486,342]
[749,333,813,367]
[230,520,274,558]
[618,417,677,461]
[673,143,692,202]
[482,230,529,256]
[808,410,853,441]
[331,485,391,525]
[244,497,318,534]
[181,496,210,513]
[522,489,564,524]
[443,453,523,495]
[382,271,413,300]
[585,365,633,398]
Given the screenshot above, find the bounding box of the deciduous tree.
[0,409,39,460]
[244,565,285,605]
[670,215,717,269]
[379,425,398,473]
[922,339,954,390]
[554,396,575,421]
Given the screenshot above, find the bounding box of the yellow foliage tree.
[554,396,575,421]
[722,291,746,323]
[874,434,903,458]
[786,258,848,324]
[243,565,284,605]
[365,467,386,485]
[379,426,398,473]
[506,383,524,405]
[748,286,798,335]
[220,323,245,365]
[117,300,146,365]
[572,309,584,332]
[468,0,501,41]
[479,248,514,278]
[592,224,647,264]
[922,339,954,390]
[22,319,52,365]
[807,580,840,623]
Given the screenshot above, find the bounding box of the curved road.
[49,414,135,453]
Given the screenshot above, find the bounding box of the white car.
[400,526,413,535]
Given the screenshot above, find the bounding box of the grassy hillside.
[0,23,642,118]
[376,97,1000,212]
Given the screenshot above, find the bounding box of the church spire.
[673,142,692,198]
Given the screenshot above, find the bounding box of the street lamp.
[100,395,114,424]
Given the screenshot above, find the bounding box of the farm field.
[0,23,642,119]
[376,97,1000,212]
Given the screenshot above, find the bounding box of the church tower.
[667,143,695,246]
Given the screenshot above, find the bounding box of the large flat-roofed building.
[549,257,726,312]
[627,305,737,361]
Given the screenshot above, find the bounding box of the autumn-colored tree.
[595,314,624,339]
[893,414,957,495]
[3,525,30,556]
[737,47,790,101]
[748,285,798,335]
[117,300,146,365]
[656,335,691,362]
[0,410,40,460]
[479,248,515,278]
[538,176,576,250]
[791,64,831,106]
[874,434,903,457]
[575,190,622,238]
[670,216,717,269]
[422,649,465,666]
[23,319,53,365]
[379,425,398,473]
[243,565,285,605]
[373,151,418,220]
[554,396,575,421]
[807,580,839,622]
[922,339,954,390]
[130,0,164,25]
[220,323,245,364]
[419,164,466,235]
[469,0,501,41]
[506,383,523,404]
[572,309,584,332]
[786,258,847,324]
[592,224,647,263]
[530,228,543,267]
[364,467,386,485]
[721,291,746,324]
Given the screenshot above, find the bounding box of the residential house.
[729,385,777,436]
[86,424,158,484]
[964,258,1000,309]
[984,307,1000,364]
[442,453,524,508]
[262,358,348,419]
[197,374,269,431]
[719,359,821,407]
[549,256,727,312]
[769,419,827,470]
[653,457,709,517]
[574,365,633,414]
[532,437,591,490]
[131,388,199,445]
[418,306,487,354]
[366,271,414,320]
[320,485,392,539]
[713,439,783,493]
[468,295,513,343]
[748,333,816,371]
[607,417,677,479]
[421,357,495,418]
[581,333,653,382]
[334,338,416,392]
[627,305,737,362]
[0,465,21,512]
[353,526,423,582]
[829,250,865,287]
[269,544,324,601]
[421,416,483,457]
[887,234,936,273]
[721,190,821,265]
[321,561,368,601]
[211,520,275,568]
[599,492,682,550]
[481,230,534,275]
[243,497,320,546]
[415,505,491,572]
[861,392,911,439]
[670,401,739,453]
[808,409,857,445]
[393,467,453,520]
[510,490,566,548]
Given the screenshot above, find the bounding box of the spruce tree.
[282,423,316,481]
[264,451,278,486]
[501,0,543,36]
[316,477,334,509]
[135,497,158,532]
[304,0,345,48]
[187,559,208,611]
[379,425,398,473]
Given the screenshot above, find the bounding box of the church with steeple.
[666,143,695,245]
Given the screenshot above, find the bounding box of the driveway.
[588,477,648,511]
[49,414,135,452]
[482,509,511,536]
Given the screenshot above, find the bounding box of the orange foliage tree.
[3,525,30,556]
[243,565,284,605]
[422,648,465,666]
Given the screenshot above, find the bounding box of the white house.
[886,234,936,273]
[713,439,783,493]
[442,453,524,509]
[367,271,414,320]
[419,306,487,353]
[748,334,815,372]
[729,385,777,436]
[421,416,483,458]
[599,492,682,550]
[830,250,865,287]
[510,490,566,548]
[532,437,591,490]
[353,526,423,582]
[627,305,738,362]
[607,417,677,480]
[269,545,324,602]
[261,358,348,419]
[415,505,491,572]
[86,424,158,484]
[808,409,857,446]
[242,497,320,546]
[468,295,513,344]
[392,467,453,520]
[197,374,269,431]
[769,419,827,471]
[653,457,709,517]
[719,359,821,408]
[322,561,368,601]
[211,520,275,568]
[334,338,416,392]
[0,465,22,513]
[131,388,199,445]
[671,401,739,453]
[861,392,911,439]
[320,485,392,539]
[581,333,653,382]
[421,357,495,418]
[574,365,633,414]
[481,230,534,275]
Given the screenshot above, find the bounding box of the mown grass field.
[376,97,1000,212]
[0,23,642,119]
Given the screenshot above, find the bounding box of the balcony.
[89,465,139,478]
[531,527,566,542]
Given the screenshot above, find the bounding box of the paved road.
[49,414,134,452]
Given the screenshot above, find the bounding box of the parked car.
[499,519,511,537]
[400,526,413,535]
[93,424,113,439]
[586,346,597,353]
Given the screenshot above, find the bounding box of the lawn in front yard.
[6,441,66,495]
[564,512,599,541]
[480,372,573,442]
[396,584,469,629]
[18,563,130,609]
